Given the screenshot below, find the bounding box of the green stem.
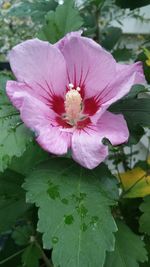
[0,249,25,265]
[113,150,123,188]
[95,0,105,42]
[35,240,53,267]
[146,136,150,161]
[13,121,23,130]
[130,145,133,169]
[0,112,19,119]
[120,146,129,171]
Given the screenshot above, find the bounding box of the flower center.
[64,84,82,126]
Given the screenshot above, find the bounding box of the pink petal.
[6,81,39,109]
[97,111,129,146]
[71,111,129,169]
[57,35,116,98]
[55,31,82,50]
[91,62,146,123]
[8,38,67,97]
[116,62,146,85]
[20,95,55,128]
[20,96,70,155]
[36,126,71,155]
[102,61,146,106]
[72,125,108,169]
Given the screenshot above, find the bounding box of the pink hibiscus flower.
[6,32,145,169]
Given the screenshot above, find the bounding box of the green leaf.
[110,98,150,127]
[93,163,119,200]
[90,0,105,7]
[23,159,117,267]
[105,220,148,267]
[22,244,41,267]
[112,47,133,61]
[139,196,150,236]
[8,0,58,22]
[10,141,49,176]
[102,27,122,51]
[119,198,142,233]
[115,0,150,9]
[124,85,148,100]
[0,236,22,267]
[12,225,33,246]
[140,237,150,267]
[38,0,83,43]
[128,124,145,145]
[137,49,150,84]
[110,98,150,144]
[0,169,30,233]
[0,72,32,172]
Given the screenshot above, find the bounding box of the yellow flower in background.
[143,48,150,66]
[2,1,11,9]
[120,167,150,198]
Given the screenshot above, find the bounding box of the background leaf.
[120,168,150,198]
[0,72,32,172]
[8,0,58,22]
[101,27,122,51]
[9,141,49,176]
[105,220,148,267]
[110,98,150,128]
[123,85,148,100]
[137,49,150,84]
[110,98,150,144]
[139,196,150,236]
[140,237,150,267]
[22,244,41,267]
[23,159,117,267]
[115,0,150,9]
[0,169,30,234]
[38,0,83,43]
[12,225,33,246]
[112,47,133,62]
[0,236,22,267]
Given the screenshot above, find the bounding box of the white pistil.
[68,83,74,89]
[65,88,82,125]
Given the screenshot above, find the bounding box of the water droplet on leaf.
[90,216,99,230]
[52,236,59,244]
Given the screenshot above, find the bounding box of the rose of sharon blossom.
[6,32,145,169]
